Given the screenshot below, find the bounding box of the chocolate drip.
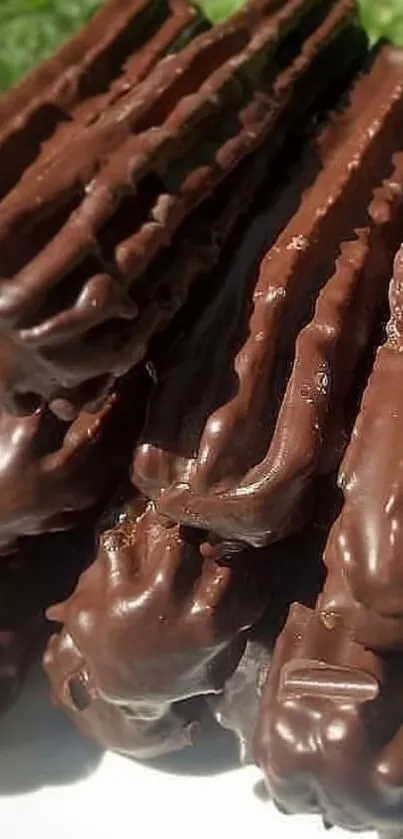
[43,480,329,760]
[43,502,275,759]
[132,48,403,547]
[208,498,329,763]
[254,603,403,835]
[0,0,205,199]
[0,369,148,554]
[318,244,403,650]
[0,0,363,415]
[3,0,403,814]
[132,157,300,499]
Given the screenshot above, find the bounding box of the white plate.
[0,664,375,838]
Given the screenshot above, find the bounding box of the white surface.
[0,665,373,839]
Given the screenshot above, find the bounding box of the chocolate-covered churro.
[0,0,363,416]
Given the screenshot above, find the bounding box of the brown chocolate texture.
[3,0,403,818]
[254,602,403,835]
[134,45,403,548]
[43,500,278,759]
[208,495,329,763]
[0,0,364,417]
[0,369,148,554]
[43,481,329,760]
[316,244,403,651]
[0,0,208,420]
[0,0,206,200]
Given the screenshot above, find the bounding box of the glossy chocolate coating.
[318,244,403,651]
[0,0,205,199]
[254,602,403,835]
[135,46,403,547]
[43,503,274,759]
[209,505,328,762]
[0,370,148,554]
[133,162,290,498]
[0,0,363,416]
[318,560,403,655]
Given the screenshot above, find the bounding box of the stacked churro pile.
[2,0,403,833]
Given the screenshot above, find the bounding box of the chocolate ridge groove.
[0,367,149,554]
[318,243,403,651]
[0,0,204,199]
[130,48,403,546]
[0,0,362,415]
[43,503,274,759]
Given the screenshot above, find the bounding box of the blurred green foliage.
[0,0,244,92]
[357,0,403,47]
[0,0,402,94]
[0,0,102,91]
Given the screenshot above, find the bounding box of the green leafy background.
[0,0,401,94]
[358,0,403,47]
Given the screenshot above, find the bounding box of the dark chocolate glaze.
[0,369,149,554]
[0,0,205,199]
[318,244,403,651]
[254,602,403,835]
[208,498,328,763]
[43,503,274,759]
[132,162,288,498]
[0,0,363,416]
[134,47,403,547]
